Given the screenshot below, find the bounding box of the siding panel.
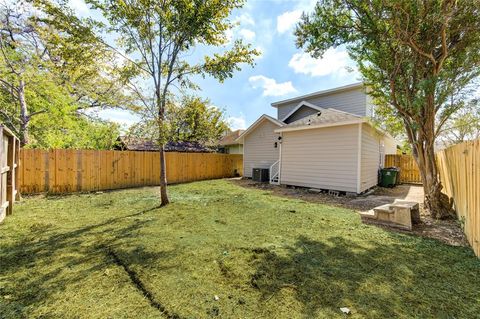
[277,87,367,119]
[360,124,381,192]
[280,124,359,192]
[243,120,280,177]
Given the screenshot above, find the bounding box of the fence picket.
[20,149,242,195]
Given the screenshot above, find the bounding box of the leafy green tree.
[166,95,229,144]
[24,111,121,149]
[0,1,135,145]
[79,0,258,205]
[296,0,480,219]
[437,98,480,147]
[129,94,229,146]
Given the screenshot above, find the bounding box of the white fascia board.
[274,119,366,133]
[235,114,283,142]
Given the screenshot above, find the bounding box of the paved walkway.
[349,185,424,212]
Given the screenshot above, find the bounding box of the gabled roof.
[218,129,245,146]
[271,82,363,107]
[235,114,284,141]
[280,101,324,122]
[275,108,364,133]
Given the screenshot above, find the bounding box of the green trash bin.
[380,168,399,187]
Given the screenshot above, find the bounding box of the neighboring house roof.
[218,129,245,146]
[271,82,364,107]
[235,114,284,141]
[115,136,213,152]
[275,108,364,133]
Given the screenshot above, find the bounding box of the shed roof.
[275,107,364,132]
[235,114,284,141]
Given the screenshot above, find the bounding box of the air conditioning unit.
[252,168,269,182]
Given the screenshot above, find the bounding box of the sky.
[72,0,362,130]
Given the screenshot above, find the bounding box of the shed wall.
[243,120,280,178]
[280,124,359,192]
[360,124,382,192]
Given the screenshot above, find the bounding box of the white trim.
[278,132,283,184]
[235,114,283,142]
[271,82,363,107]
[274,119,365,133]
[356,123,362,194]
[280,101,324,122]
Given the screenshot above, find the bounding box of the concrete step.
[373,204,394,214]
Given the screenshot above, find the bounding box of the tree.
[79,0,258,206]
[296,0,480,219]
[437,98,480,147]
[0,1,135,145]
[128,94,230,146]
[166,95,229,144]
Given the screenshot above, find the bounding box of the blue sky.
[72,0,361,130]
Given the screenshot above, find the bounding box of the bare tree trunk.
[18,79,29,146]
[157,94,169,206]
[409,128,454,219]
[159,144,169,206]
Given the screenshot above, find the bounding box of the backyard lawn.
[1,180,479,319]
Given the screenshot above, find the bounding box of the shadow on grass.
[0,205,176,318]
[249,235,479,318]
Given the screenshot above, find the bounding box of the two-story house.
[236,82,398,194]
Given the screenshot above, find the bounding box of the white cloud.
[228,114,247,130]
[288,48,359,78]
[276,10,302,34]
[239,29,256,41]
[69,0,90,14]
[248,75,297,97]
[235,13,255,26]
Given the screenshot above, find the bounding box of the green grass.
[1,179,479,319]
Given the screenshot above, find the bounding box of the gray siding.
[277,86,368,120]
[284,106,319,123]
[243,120,280,178]
[360,124,381,192]
[280,124,359,192]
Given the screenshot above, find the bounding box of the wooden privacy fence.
[0,125,20,222]
[20,149,243,194]
[385,154,422,184]
[387,142,480,257]
[437,140,480,257]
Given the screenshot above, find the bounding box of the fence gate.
[385,154,422,184]
[0,125,20,223]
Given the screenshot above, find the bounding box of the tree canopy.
[129,94,229,146]
[0,1,135,147]
[56,0,259,205]
[296,0,480,218]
